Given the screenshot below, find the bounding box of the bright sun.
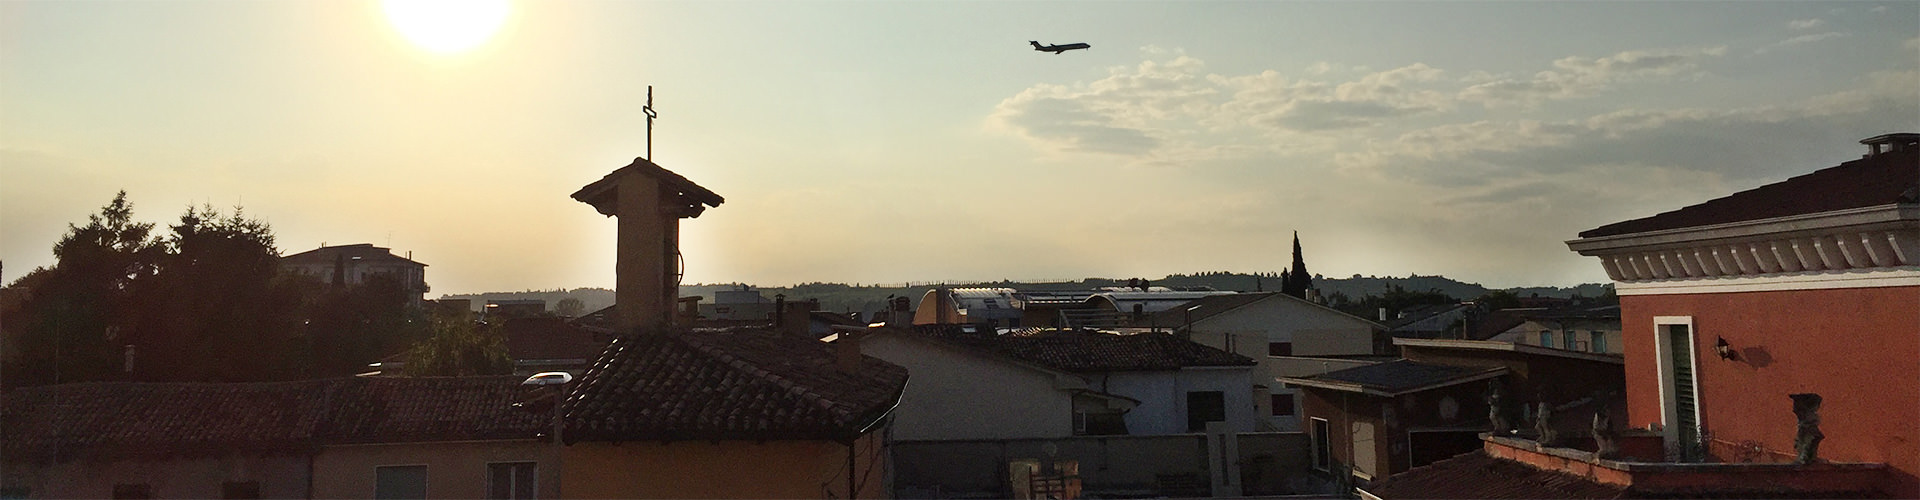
[383,0,511,55]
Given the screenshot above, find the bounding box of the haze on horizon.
[4,1,1916,296]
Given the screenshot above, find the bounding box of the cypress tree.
[1284,231,1311,298]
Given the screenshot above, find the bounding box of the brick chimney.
[572,158,724,333]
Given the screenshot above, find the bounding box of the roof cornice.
[1567,204,1918,255]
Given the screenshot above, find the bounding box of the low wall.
[893,432,1309,498]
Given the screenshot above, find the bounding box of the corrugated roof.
[562,328,908,443]
[1580,147,1918,238]
[913,327,1255,372]
[1293,360,1505,396]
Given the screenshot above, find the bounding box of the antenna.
[643,85,658,161]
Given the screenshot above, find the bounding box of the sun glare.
[383,0,511,55]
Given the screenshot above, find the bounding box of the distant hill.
[445,274,1609,319]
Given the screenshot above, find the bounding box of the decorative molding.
[1616,268,1920,296]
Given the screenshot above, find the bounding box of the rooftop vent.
[1860,133,1920,157]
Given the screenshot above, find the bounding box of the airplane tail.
[1030,41,1043,48]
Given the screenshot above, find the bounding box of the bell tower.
[571,158,723,332]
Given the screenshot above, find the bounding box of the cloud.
[1459,47,1725,107]
[988,54,1218,156]
[1788,18,1826,30]
[992,54,1456,156]
[1349,68,1919,185]
[1758,32,1852,54]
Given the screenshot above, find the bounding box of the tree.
[555,297,585,318]
[1282,231,1312,298]
[404,312,512,376]
[5,192,159,386]
[126,204,307,382]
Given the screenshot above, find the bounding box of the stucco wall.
[1106,368,1256,435]
[860,334,1075,440]
[560,435,886,499]
[893,432,1310,496]
[3,453,310,498]
[311,440,556,499]
[1185,297,1376,431]
[1620,286,1919,496]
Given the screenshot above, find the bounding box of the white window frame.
[1652,316,1703,449]
[485,461,538,500]
[1310,417,1332,472]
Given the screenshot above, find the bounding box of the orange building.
[1565,133,1920,496]
[559,327,907,499]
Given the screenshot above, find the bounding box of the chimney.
[571,158,723,333]
[1860,133,1920,158]
[1378,307,1388,322]
[834,328,864,374]
[774,294,787,327]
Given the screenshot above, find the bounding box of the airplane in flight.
[1031,41,1091,54]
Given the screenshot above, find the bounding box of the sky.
[3,1,1916,296]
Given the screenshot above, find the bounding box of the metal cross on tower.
[643,85,658,161]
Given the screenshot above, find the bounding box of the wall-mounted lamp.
[1715,336,1738,361]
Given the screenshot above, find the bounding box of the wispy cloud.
[1457,47,1726,108]
[1788,18,1826,31]
[1758,32,1852,54]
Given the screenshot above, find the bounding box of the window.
[375,465,428,500]
[1186,391,1226,432]
[1590,331,1607,353]
[1310,418,1332,471]
[1268,342,1293,357]
[112,484,151,500]
[1270,394,1295,416]
[222,481,260,499]
[0,487,27,500]
[1539,331,1553,348]
[1564,331,1578,351]
[487,462,537,500]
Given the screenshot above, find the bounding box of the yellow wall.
[311,440,559,499]
[561,433,888,499]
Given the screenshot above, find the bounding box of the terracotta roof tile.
[2,377,545,462]
[561,328,908,442]
[322,376,547,444]
[1580,148,1917,238]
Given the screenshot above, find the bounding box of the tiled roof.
[1,377,546,462]
[1363,450,1627,499]
[1293,360,1505,396]
[562,328,908,443]
[571,158,725,217]
[504,316,608,361]
[917,327,1255,372]
[1580,148,1918,238]
[2,379,342,462]
[323,376,547,444]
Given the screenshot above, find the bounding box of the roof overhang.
[1565,204,1920,286]
[1567,204,1918,255]
[1394,338,1625,365]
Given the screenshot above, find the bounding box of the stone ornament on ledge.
[1791,393,1823,464]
